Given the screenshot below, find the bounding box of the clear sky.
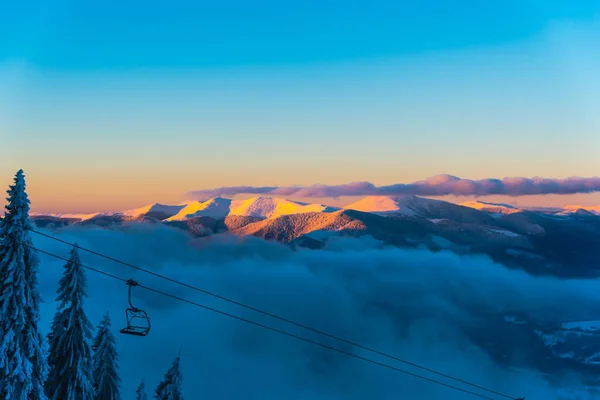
[1,1,599,212]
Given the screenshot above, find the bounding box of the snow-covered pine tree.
[45,245,95,400]
[92,312,121,400]
[136,379,148,400]
[154,353,184,400]
[0,169,49,399]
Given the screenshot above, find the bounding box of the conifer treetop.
[1,169,34,241]
[0,169,48,400]
[3,169,31,222]
[136,379,148,400]
[154,353,184,400]
[45,243,94,400]
[56,244,88,310]
[92,312,121,400]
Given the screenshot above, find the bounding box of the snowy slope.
[31,212,105,221]
[33,203,185,222]
[533,320,600,365]
[344,195,493,225]
[344,196,420,216]
[560,206,600,216]
[166,198,234,220]
[119,203,185,219]
[461,200,522,215]
[231,210,366,242]
[230,197,338,218]
[167,197,338,221]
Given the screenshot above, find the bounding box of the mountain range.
[29,194,600,384]
[32,195,600,279]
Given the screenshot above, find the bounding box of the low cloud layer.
[32,224,600,399]
[186,175,600,199]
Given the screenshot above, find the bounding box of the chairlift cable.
[18,241,522,400]
[7,221,522,400]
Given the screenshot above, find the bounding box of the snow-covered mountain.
[230,197,339,219]
[345,195,494,224]
[231,210,364,242]
[30,195,600,279]
[119,203,186,219]
[32,203,185,222]
[166,197,234,220]
[461,201,600,218]
[31,212,104,222]
[560,205,600,216]
[460,200,523,216]
[344,195,420,216]
[537,319,600,365]
[166,197,338,221]
[26,194,600,392]
[35,196,600,224]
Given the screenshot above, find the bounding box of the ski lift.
[120,279,151,336]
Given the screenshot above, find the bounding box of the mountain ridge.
[32,195,600,221]
[31,195,600,278]
[165,196,339,221]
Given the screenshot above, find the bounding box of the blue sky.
[1,1,599,211]
[2,0,598,69]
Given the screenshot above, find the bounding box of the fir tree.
[136,379,148,400]
[154,353,183,400]
[45,245,95,400]
[92,312,121,400]
[0,169,49,399]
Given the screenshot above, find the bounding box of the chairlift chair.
[120,279,151,336]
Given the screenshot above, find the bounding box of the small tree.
[0,169,48,399]
[155,353,183,400]
[45,245,95,400]
[136,379,148,400]
[92,313,121,400]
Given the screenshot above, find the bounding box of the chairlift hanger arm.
[120,279,151,337]
[126,279,140,310]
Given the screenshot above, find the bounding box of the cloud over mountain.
[32,224,599,399]
[186,175,600,199]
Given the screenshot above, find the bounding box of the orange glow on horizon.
[3,169,600,214]
[12,192,600,215]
